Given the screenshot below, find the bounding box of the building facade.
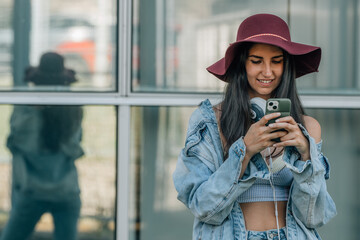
[0,0,359,239]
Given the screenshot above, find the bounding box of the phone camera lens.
[269,102,274,106]
[273,106,277,110]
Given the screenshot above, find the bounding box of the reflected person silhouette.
[0,52,84,240]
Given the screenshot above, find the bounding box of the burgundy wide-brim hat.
[206,13,321,81]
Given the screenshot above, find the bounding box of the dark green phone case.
[265,98,291,142]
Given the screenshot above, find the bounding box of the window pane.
[0,0,117,91]
[291,0,360,94]
[307,108,360,239]
[129,106,195,240]
[0,105,116,239]
[130,105,359,239]
[132,0,287,93]
[133,0,360,95]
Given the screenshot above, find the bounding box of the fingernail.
[269,124,274,128]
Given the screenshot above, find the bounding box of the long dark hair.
[40,105,83,152]
[220,42,305,154]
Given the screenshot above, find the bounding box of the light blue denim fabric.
[173,99,337,240]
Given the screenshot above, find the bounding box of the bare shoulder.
[303,115,321,143]
[213,104,222,122]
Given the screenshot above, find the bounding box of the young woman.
[173,14,336,239]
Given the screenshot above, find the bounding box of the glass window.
[130,106,359,239]
[306,108,360,239]
[0,0,117,91]
[132,0,287,93]
[129,106,195,240]
[291,0,360,95]
[133,0,360,95]
[0,105,116,239]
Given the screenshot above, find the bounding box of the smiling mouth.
[257,79,274,84]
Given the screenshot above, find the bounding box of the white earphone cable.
[267,147,281,239]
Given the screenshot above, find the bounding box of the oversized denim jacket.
[173,99,337,240]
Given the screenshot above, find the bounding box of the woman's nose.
[262,62,273,77]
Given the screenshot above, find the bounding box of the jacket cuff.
[284,124,328,179]
[228,137,246,182]
[316,140,331,179]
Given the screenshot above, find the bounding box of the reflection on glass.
[25,52,78,90]
[132,0,286,92]
[130,106,360,239]
[0,0,116,91]
[1,105,83,240]
[0,105,116,239]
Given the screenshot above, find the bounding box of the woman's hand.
[268,116,310,161]
[243,113,288,159]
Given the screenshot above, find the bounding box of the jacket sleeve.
[7,106,39,154]
[173,113,255,225]
[285,124,337,228]
[316,140,330,180]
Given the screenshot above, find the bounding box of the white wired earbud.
[267,147,281,239]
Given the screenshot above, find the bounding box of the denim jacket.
[173,99,336,240]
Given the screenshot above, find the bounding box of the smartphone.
[265,98,291,142]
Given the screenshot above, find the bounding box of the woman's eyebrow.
[272,55,284,59]
[248,55,262,59]
[248,54,284,59]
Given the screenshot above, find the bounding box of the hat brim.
[206,36,321,81]
[25,67,77,86]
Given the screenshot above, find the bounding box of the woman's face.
[245,43,284,100]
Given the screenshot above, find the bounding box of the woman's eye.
[250,60,261,64]
[272,59,283,64]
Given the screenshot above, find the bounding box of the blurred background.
[0,0,359,240]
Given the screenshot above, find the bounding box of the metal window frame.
[0,92,360,107]
[0,1,360,240]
